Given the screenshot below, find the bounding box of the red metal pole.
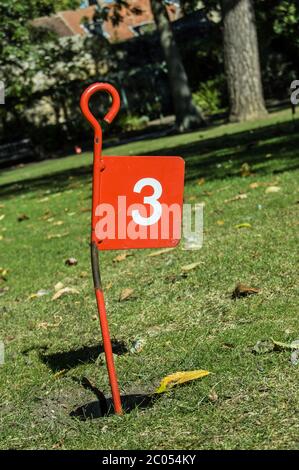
[80,83,122,415]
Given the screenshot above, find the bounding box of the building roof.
[32,1,182,43]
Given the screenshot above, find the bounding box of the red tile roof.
[32,1,182,42]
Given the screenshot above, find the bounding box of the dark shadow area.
[1,116,299,200]
[39,341,128,372]
[70,394,157,420]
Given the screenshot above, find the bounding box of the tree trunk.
[222,0,267,122]
[150,0,204,131]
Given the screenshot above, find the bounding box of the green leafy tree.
[0,0,80,127]
[95,0,204,131]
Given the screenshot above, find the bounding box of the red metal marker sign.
[80,83,185,415]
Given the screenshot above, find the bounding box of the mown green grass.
[0,108,298,449]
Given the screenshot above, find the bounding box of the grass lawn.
[0,108,298,450]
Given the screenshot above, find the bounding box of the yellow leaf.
[155,370,210,394]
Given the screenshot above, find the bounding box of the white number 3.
[132,178,162,226]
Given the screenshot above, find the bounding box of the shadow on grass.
[1,117,299,199]
[31,340,128,372]
[70,394,157,420]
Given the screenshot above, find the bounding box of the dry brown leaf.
[119,288,134,302]
[224,193,247,203]
[52,287,79,300]
[113,252,131,263]
[181,262,202,272]
[147,248,175,257]
[232,282,260,299]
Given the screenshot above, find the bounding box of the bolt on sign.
[80,83,185,414]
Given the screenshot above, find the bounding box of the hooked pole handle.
[80,82,121,133]
[80,82,121,164]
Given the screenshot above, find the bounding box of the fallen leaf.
[216,220,225,226]
[65,257,78,266]
[265,186,281,194]
[52,287,79,300]
[155,370,210,394]
[147,248,175,257]
[52,221,64,226]
[54,282,64,292]
[197,177,205,186]
[234,223,252,229]
[119,288,134,302]
[0,214,5,221]
[181,262,202,272]
[224,193,247,203]
[232,282,260,299]
[113,252,130,263]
